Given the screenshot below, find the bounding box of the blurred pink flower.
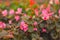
[33,21,38,26]
[42,16,49,20]
[9,20,12,24]
[33,27,37,31]
[54,0,59,4]
[15,11,19,14]
[15,15,20,21]
[23,14,27,17]
[42,28,46,32]
[2,10,8,16]
[58,9,60,13]
[42,9,49,20]
[35,9,39,16]
[41,8,53,20]
[0,21,6,29]
[42,9,48,16]
[9,9,14,15]
[58,9,60,16]
[20,21,28,32]
[16,8,22,14]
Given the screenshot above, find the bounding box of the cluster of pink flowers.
[20,21,28,32]
[33,21,38,31]
[1,8,22,22]
[0,0,60,32]
[1,8,22,16]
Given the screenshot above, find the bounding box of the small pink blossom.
[42,28,46,32]
[23,14,27,17]
[33,27,37,31]
[17,8,22,12]
[2,10,8,16]
[54,0,59,4]
[9,20,12,24]
[42,9,49,20]
[41,9,53,20]
[35,9,39,16]
[20,21,28,32]
[58,9,60,13]
[42,9,48,16]
[15,11,19,14]
[15,15,20,21]
[20,21,25,25]
[9,9,14,15]
[0,21,6,29]
[16,8,22,14]
[58,9,60,16]
[33,21,38,26]
[42,16,49,20]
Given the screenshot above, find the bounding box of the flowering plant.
[0,0,60,40]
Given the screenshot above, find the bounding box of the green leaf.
[1,4,6,10]
[28,26,34,32]
[10,3,18,11]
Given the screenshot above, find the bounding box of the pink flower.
[15,11,19,14]
[33,21,38,26]
[20,21,28,32]
[42,28,46,32]
[9,20,12,24]
[15,15,20,21]
[42,9,48,16]
[41,9,49,20]
[9,9,14,15]
[41,9,53,20]
[54,0,59,4]
[2,10,8,16]
[42,16,49,20]
[20,21,25,25]
[33,27,37,31]
[58,9,60,16]
[35,9,39,16]
[58,9,60,13]
[0,21,6,29]
[16,8,22,14]
[23,14,27,17]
